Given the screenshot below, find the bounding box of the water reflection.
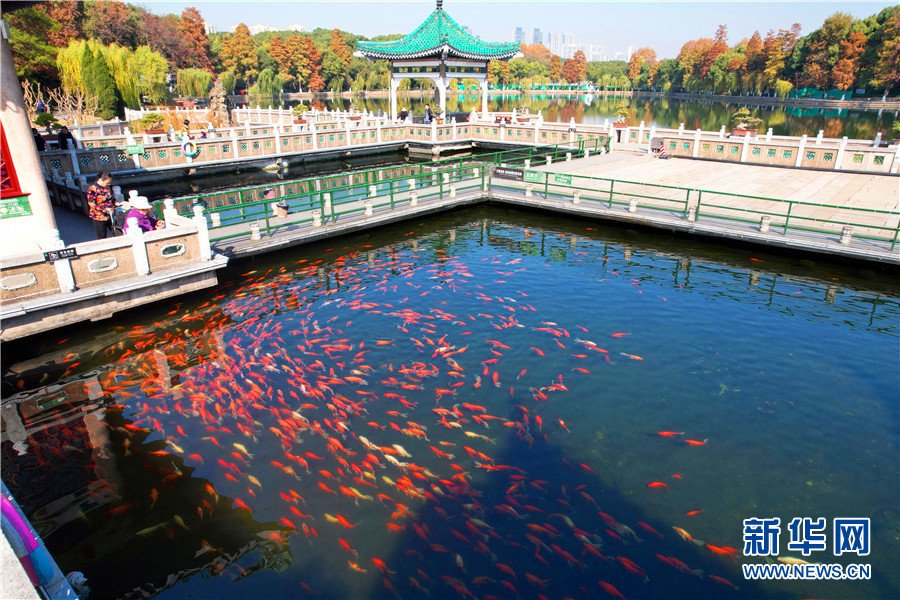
[266,94,896,140]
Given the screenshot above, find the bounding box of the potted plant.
[434,108,445,125]
[891,121,900,144]
[33,112,59,135]
[731,107,763,136]
[347,103,362,120]
[613,104,629,128]
[140,113,165,134]
[292,104,309,124]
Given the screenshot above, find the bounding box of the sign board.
[44,248,78,262]
[554,174,572,185]
[126,143,145,155]
[494,167,523,181]
[523,170,544,184]
[0,196,32,219]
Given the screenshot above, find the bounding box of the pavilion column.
[480,78,489,117]
[0,19,58,255]
[435,77,449,117]
[390,77,399,121]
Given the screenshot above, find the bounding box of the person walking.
[424,104,433,124]
[86,172,119,239]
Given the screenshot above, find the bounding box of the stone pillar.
[719,125,726,139]
[692,129,701,158]
[390,77,399,121]
[192,205,212,261]
[435,77,449,116]
[765,128,773,142]
[127,217,150,275]
[740,133,751,163]
[816,130,824,145]
[795,134,806,167]
[480,78,489,117]
[834,136,848,169]
[0,19,58,254]
[873,132,882,147]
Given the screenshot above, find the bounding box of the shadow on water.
[2,205,898,600]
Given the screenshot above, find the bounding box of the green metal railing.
[492,169,900,250]
[200,163,487,243]
[165,137,610,220]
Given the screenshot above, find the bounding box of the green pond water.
[2,206,898,600]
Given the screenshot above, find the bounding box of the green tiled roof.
[357,4,519,61]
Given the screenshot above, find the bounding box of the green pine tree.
[80,44,95,96]
[92,50,120,120]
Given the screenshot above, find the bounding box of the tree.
[291,35,312,89]
[701,25,728,78]
[128,46,168,103]
[321,50,345,91]
[870,7,900,91]
[305,37,325,92]
[832,30,867,90]
[180,7,213,71]
[762,24,801,89]
[248,67,283,97]
[176,68,213,97]
[40,1,83,48]
[5,8,60,84]
[329,29,353,71]
[549,55,562,82]
[627,53,642,79]
[573,50,587,82]
[220,23,258,85]
[562,58,578,83]
[84,1,140,48]
[220,69,236,94]
[140,12,190,68]
[798,13,853,89]
[91,50,120,119]
[270,36,296,88]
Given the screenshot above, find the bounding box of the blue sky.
[138,1,898,58]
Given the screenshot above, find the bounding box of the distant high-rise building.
[614,51,627,62]
[547,32,562,55]
[589,44,605,62]
[204,23,217,35]
[564,32,576,46]
[626,45,636,61]
[532,28,542,45]
[514,27,526,44]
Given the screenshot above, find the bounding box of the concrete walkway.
[0,534,39,600]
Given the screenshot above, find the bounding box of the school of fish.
[3,227,755,599]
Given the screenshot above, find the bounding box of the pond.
[2,206,898,600]
[275,94,898,140]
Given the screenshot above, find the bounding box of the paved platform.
[534,152,900,241]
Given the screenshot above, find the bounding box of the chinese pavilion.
[356,0,520,119]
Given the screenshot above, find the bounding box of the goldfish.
[673,527,705,545]
[706,545,739,561]
[347,561,367,573]
[709,575,739,589]
[647,481,668,489]
[777,556,812,565]
[685,438,708,446]
[657,431,684,437]
[598,580,627,599]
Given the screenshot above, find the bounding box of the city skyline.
[141,1,898,60]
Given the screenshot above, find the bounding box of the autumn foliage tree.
[549,55,562,82]
[220,23,259,86]
[305,38,325,92]
[180,7,213,72]
[329,29,353,71]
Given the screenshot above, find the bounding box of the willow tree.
[103,43,139,108]
[220,70,236,94]
[128,46,168,103]
[176,68,213,97]
[248,68,284,98]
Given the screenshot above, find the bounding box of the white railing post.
[193,205,212,261]
[834,136,848,169]
[163,198,179,222]
[692,129,701,158]
[127,217,150,275]
[740,134,751,163]
[795,134,807,167]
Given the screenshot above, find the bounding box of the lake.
[2,206,898,600]
[276,93,898,141]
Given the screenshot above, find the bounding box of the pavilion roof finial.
[436,0,443,10]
